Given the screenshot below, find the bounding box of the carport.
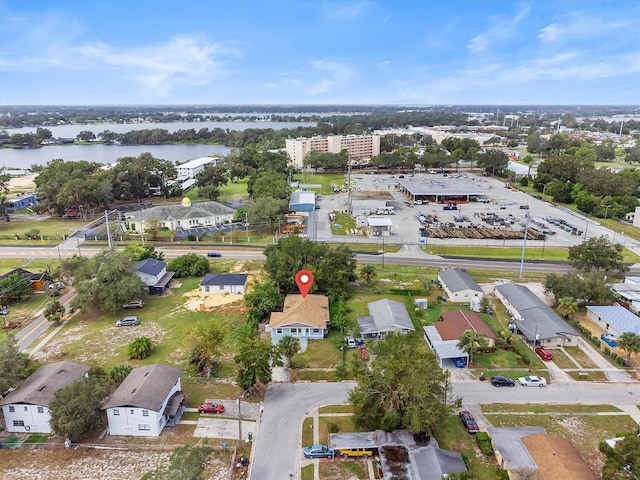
[397,176,490,204]
[423,325,468,367]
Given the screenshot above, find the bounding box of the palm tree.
[360,265,377,286]
[278,335,301,366]
[557,296,578,319]
[457,330,480,364]
[617,332,640,366]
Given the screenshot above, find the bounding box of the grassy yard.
[31,277,247,377]
[319,405,354,414]
[549,349,579,369]
[434,414,499,480]
[0,217,87,242]
[318,416,366,445]
[567,370,608,381]
[301,464,314,480]
[294,172,345,196]
[425,245,571,262]
[481,403,622,413]
[564,346,600,369]
[302,417,314,447]
[319,461,368,480]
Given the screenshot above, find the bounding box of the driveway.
[249,382,355,480]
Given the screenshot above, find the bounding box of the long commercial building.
[285,134,381,168]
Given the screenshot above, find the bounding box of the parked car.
[198,402,225,414]
[453,357,466,368]
[459,410,480,433]
[115,315,139,327]
[345,336,357,348]
[207,251,222,258]
[0,307,9,316]
[49,281,65,290]
[338,447,374,458]
[490,375,515,387]
[303,444,335,458]
[518,375,547,387]
[534,346,553,361]
[123,300,144,309]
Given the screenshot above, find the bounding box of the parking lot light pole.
[519,214,530,280]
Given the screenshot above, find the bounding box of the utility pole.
[346,145,352,216]
[237,393,243,453]
[104,210,112,249]
[519,214,530,280]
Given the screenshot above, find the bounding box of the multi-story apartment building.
[285,134,381,168]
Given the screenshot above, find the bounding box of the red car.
[534,346,553,361]
[198,402,225,414]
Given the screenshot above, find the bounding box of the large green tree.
[64,250,147,314]
[110,152,176,200]
[235,337,282,394]
[244,278,284,326]
[123,244,164,262]
[0,335,32,396]
[350,333,450,434]
[49,376,114,441]
[601,433,640,478]
[264,236,357,300]
[0,271,34,302]
[568,236,627,273]
[188,322,226,377]
[167,253,210,278]
[544,272,612,306]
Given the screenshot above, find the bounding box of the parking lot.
[313,171,626,249]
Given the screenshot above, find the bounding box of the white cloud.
[538,12,634,43]
[323,0,372,21]
[468,5,530,53]
[75,35,239,93]
[303,59,355,96]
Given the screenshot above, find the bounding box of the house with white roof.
[358,299,415,339]
[102,364,185,437]
[125,201,236,234]
[176,157,221,181]
[367,217,393,237]
[0,361,90,433]
[586,305,640,337]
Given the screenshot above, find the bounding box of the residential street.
[249,382,355,480]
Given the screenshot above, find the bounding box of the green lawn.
[550,349,579,369]
[564,346,600,369]
[318,405,354,414]
[319,461,367,480]
[302,417,314,447]
[33,278,247,375]
[301,464,314,480]
[424,245,571,262]
[434,414,499,480]
[293,172,345,196]
[0,217,87,242]
[481,404,622,413]
[318,416,366,445]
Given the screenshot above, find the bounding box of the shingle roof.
[102,364,181,412]
[437,310,497,340]
[136,258,166,276]
[495,283,578,341]
[367,299,415,332]
[438,269,482,294]
[135,201,236,222]
[201,273,248,287]
[268,294,329,328]
[0,361,90,407]
[586,305,640,336]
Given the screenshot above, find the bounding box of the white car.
[518,375,547,387]
[345,336,357,348]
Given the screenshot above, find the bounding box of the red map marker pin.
[295,270,314,298]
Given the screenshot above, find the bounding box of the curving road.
[249,382,355,480]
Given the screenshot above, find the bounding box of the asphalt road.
[249,382,355,480]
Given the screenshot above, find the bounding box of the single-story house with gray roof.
[103,364,185,437]
[494,283,579,347]
[586,305,640,337]
[376,429,467,480]
[358,299,415,339]
[201,273,248,294]
[135,258,175,294]
[125,201,236,233]
[0,361,90,433]
[438,269,484,303]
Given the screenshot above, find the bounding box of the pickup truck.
[338,448,374,458]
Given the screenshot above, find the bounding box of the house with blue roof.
[586,305,640,337]
[135,259,175,294]
[200,273,248,294]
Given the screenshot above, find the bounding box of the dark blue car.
[453,357,466,368]
[207,252,222,258]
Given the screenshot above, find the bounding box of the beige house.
[126,201,236,233]
[267,294,330,346]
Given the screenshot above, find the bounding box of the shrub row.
[476,431,494,456]
[569,319,601,348]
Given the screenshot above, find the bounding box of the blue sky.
[1,0,639,105]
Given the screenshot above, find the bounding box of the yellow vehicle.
[338,447,374,459]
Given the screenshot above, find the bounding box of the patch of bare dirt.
[0,447,228,480]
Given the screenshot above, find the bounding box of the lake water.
[2,120,316,137]
[0,144,234,169]
[0,119,316,169]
